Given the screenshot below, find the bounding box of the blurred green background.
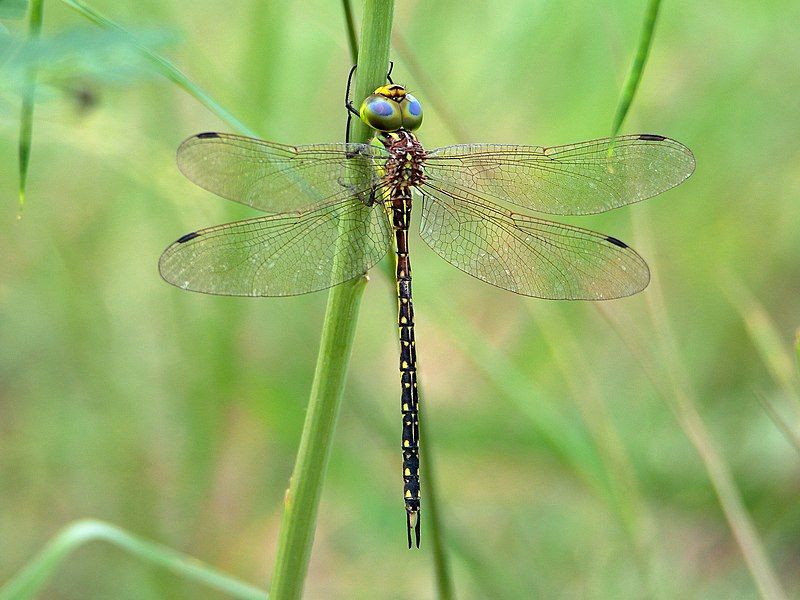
[2,1,800,598]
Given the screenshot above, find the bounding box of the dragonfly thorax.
[382,130,426,188]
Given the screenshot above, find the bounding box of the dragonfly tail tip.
[406,510,421,549]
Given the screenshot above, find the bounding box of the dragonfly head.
[359,84,423,133]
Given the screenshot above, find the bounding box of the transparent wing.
[159,186,392,297]
[177,132,387,213]
[423,134,695,216]
[419,182,650,300]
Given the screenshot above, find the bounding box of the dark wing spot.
[176,231,201,243]
[637,133,666,141]
[196,132,220,139]
[606,236,628,248]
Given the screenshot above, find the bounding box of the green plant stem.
[0,520,266,600]
[601,210,788,600]
[268,3,394,599]
[724,273,800,401]
[60,0,258,137]
[17,0,44,208]
[341,0,358,63]
[795,328,800,377]
[610,0,661,136]
[755,391,800,456]
[418,406,454,600]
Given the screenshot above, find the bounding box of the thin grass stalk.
[604,210,788,600]
[268,3,394,599]
[795,328,800,376]
[418,407,455,600]
[532,306,660,597]
[17,0,44,209]
[598,301,788,600]
[607,5,786,589]
[341,0,358,64]
[723,273,800,402]
[755,391,800,456]
[0,520,266,600]
[428,293,607,491]
[610,0,661,136]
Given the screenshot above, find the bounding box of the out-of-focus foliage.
[0,0,29,21]
[1,1,799,598]
[0,28,171,110]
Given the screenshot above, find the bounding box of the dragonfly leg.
[344,64,359,143]
[343,62,398,142]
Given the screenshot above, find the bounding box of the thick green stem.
[268,3,394,599]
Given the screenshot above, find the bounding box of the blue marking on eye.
[408,99,421,116]
[370,99,394,116]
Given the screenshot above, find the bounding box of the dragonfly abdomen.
[388,184,421,548]
[380,129,426,548]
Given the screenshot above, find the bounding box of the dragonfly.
[159,74,695,548]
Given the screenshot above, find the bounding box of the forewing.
[177,132,387,213]
[419,182,650,300]
[424,134,695,215]
[159,187,392,296]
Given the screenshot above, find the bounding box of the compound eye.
[360,94,402,132]
[400,94,423,131]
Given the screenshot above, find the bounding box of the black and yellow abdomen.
[380,129,426,548]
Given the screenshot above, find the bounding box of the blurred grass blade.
[419,403,455,600]
[17,0,43,210]
[428,293,608,493]
[610,212,788,600]
[239,3,287,130]
[755,391,800,456]
[0,0,28,19]
[341,0,358,63]
[796,328,800,376]
[532,305,657,593]
[610,0,662,136]
[599,301,789,600]
[268,3,393,598]
[59,0,258,137]
[724,273,800,402]
[0,519,267,600]
[392,32,470,143]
